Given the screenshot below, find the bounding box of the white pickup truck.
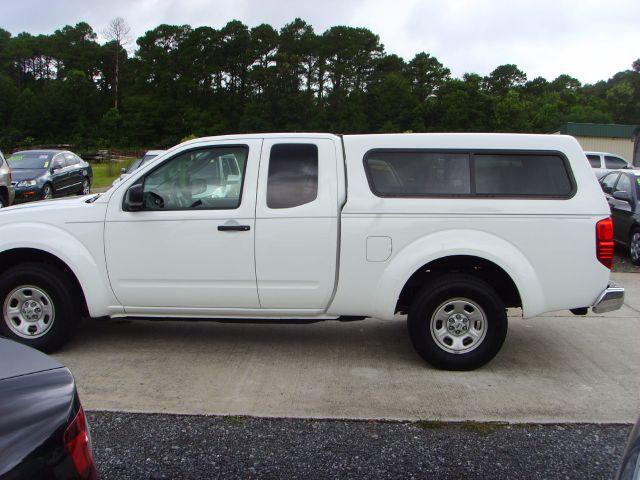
[0,133,624,370]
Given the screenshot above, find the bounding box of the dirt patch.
[613,247,640,273]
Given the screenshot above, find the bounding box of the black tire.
[0,195,5,208]
[41,183,53,200]
[0,263,81,352]
[407,274,508,371]
[77,176,90,195]
[629,228,640,266]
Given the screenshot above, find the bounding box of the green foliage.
[91,159,131,188]
[0,19,636,150]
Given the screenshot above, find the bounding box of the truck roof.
[177,132,583,152]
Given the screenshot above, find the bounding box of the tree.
[0,19,637,149]
[102,17,131,109]
[407,52,450,101]
[483,64,527,95]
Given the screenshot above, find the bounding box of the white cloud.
[1,0,638,83]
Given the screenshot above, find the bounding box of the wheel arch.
[0,248,89,317]
[370,230,546,319]
[0,222,120,317]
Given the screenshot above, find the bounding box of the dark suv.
[600,170,640,264]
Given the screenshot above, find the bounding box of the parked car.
[8,150,92,202]
[112,150,165,186]
[0,151,15,208]
[617,416,640,480]
[586,151,633,179]
[0,338,96,479]
[0,133,624,370]
[599,169,640,265]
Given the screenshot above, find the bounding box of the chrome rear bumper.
[592,283,625,314]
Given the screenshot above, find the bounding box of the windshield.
[126,158,144,173]
[126,154,160,174]
[8,152,54,169]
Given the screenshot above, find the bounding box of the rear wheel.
[78,177,90,195]
[629,228,640,266]
[0,196,5,208]
[0,263,81,352]
[408,274,508,370]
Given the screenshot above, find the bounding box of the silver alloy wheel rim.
[3,285,55,338]
[430,298,487,354]
[82,179,90,194]
[43,186,52,199]
[631,232,640,263]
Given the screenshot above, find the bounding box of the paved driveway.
[53,273,640,423]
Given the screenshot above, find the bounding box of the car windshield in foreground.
[8,152,53,169]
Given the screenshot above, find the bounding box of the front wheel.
[41,183,53,200]
[408,274,508,370]
[629,228,640,266]
[0,263,81,352]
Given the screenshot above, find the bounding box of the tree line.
[0,18,639,150]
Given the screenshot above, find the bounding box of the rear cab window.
[267,144,319,209]
[364,150,575,198]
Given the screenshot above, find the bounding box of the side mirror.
[121,167,127,174]
[124,183,144,211]
[613,190,631,202]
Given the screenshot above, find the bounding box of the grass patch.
[416,419,444,430]
[90,159,132,188]
[228,415,245,426]
[461,421,506,436]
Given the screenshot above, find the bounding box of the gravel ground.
[88,412,631,480]
[613,248,640,273]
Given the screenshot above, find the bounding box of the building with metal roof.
[553,122,640,165]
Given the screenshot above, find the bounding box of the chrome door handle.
[217,225,250,231]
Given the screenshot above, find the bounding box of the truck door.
[255,138,340,309]
[104,140,262,310]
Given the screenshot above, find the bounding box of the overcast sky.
[1,0,638,84]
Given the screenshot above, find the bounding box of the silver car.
[0,151,15,208]
[112,150,166,186]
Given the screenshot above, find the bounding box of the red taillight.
[596,217,614,269]
[64,405,97,480]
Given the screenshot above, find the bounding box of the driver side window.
[141,146,248,210]
[51,155,65,170]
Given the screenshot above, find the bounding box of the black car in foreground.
[0,338,96,480]
[7,150,92,202]
[600,169,640,265]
